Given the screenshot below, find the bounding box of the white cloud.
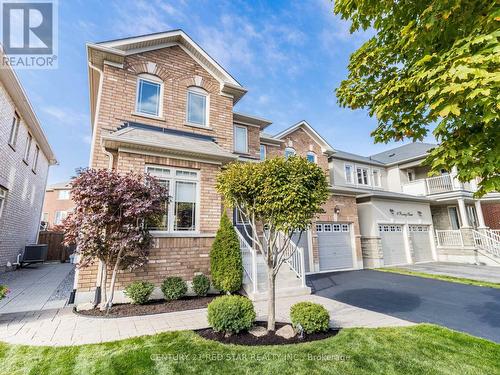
[43,106,88,127]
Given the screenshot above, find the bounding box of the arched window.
[306,151,316,163]
[284,147,296,159]
[186,86,209,127]
[135,74,163,117]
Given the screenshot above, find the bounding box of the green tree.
[216,157,329,331]
[210,212,243,293]
[334,0,499,196]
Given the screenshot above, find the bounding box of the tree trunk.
[103,251,123,313]
[267,268,276,331]
[101,265,108,309]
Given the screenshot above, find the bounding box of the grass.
[376,267,500,289]
[0,324,498,375]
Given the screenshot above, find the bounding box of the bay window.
[146,166,199,232]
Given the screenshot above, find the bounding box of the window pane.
[187,92,206,125]
[174,181,196,231]
[306,153,315,163]
[285,148,295,158]
[137,79,160,115]
[234,126,247,153]
[345,165,352,183]
[260,145,266,160]
[58,190,70,200]
[9,114,19,146]
[24,134,32,160]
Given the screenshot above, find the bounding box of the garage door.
[379,225,408,266]
[409,225,433,263]
[317,223,353,271]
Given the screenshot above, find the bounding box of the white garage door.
[409,225,433,263]
[379,225,408,266]
[317,223,354,271]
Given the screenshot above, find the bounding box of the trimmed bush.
[161,277,187,301]
[192,274,210,297]
[124,281,155,305]
[210,212,243,293]
[290,302,330,334]
[207,295,255,333]
[0,285,8,301]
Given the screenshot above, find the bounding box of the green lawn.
[376,267,500,289]
[0,324,498,375]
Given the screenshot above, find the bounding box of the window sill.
[150,231,216,238]
[131,111,165,121]
[184,122,213,131]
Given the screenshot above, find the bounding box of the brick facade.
[482,203,500,229]
[42,183,75,229]
[0,82,50,269]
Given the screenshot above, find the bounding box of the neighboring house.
[41,181,74,230]
[0,49,57,271]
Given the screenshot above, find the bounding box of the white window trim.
[344,163,354,184]
[306,151,316,163]
[0,187,6,218]
[146,165,200,234]
[284,147,296,158]
[8,112,20,148]
[135,74,164,118]
[32,145,39,173]
[356,166,370,186]
[233,125,248,154]
[372,168,381,187]
[235,207,250,224]
[260,144,266,160]
[58,190,70,200]
[23,133,32,163]
[186,86,210,127]
[54,211,68,225]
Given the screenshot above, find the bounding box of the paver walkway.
[0,294,413,346]
[396,262,500,283]
[0,263,74,314]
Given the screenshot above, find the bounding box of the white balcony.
[401,174,478,197]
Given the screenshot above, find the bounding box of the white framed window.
[260,144,266,161]
[8,112,20,148]
[284,147,296,159]
[235,207,249,224]
[333,224,341,232]
[345,164,354,184]
[356,167,369,185]
[372,169,381,187]
[146,165,199,232]
[58,190,70,200]
[341,224,349,232]
[136,75,163,117]
[32,145,40,173]
[315,224,322,232]
[186,86,208,126]
[23,133,32,162]
[306,151,316,163]
[54,211,68,225]
[324,224,332,232]
[0,187,6,218]
[234,125,248,153]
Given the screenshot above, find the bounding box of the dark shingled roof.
[369,143,436,164]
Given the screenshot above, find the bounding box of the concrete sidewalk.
[0,294,413,347]
[396,262,500,283]
[0,263,74,314]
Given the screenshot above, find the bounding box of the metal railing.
[426,175,454,194]
[436,229,463,247]
[235,228,258,294]
[277,232,306,287]
[473,229,500,257]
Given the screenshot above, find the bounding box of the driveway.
[0,263,74,314]
[396,262,500,283]
[308,269,500,343]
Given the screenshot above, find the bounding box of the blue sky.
[16,0,435,184]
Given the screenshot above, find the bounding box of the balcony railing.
[401,174,478,196]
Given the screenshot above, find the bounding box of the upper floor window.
[345,164,354,184]
[372,169,381,187]
[58,190,70,200]
[284,147,296,159]
[54,210,68,225]
[234,125,248,153]
[260,144,266,160]
[23,133,32,162]
[8,112,20,148]
[32,145,40,173]
[136,75,162,117]
[0,187,6,218]
[306,151,316,163]
[186,87,208,126]
[356,167,369,185]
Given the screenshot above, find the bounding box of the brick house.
[0,49,57,271]
[41,181,75,230]
[75,30,362,303]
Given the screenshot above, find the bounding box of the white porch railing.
[473,229,500,257]
[491,230,500,241]
[401,179,427,196]
[426,175,454,194]
[277,232,306,287]
[235,228,258,294]
[436,229,463,247]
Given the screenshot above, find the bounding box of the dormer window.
[136,74,163,117]
[284,147,296,159]
[187,87,208,127]
[306,151,316,163]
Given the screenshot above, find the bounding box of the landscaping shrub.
[124,281,155,305]
[0,285,8,301]
[210,212,243,293]
[207,295,255,333]
[192,274,210,297]
[161,277,187,301]
[290,302,330,334]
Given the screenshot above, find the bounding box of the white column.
[457,198,470,228]
[475,200,487,228]
[451,166,462,190]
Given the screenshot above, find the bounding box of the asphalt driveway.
[308,269,500,343]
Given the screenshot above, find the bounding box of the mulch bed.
[76,295,218,318]
[196,322,340,346]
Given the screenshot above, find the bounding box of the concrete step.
[245,285,311,301]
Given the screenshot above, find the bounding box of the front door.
[448,207,461,230]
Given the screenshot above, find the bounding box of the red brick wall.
[482,203,500,229]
